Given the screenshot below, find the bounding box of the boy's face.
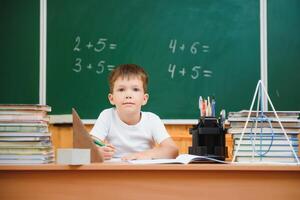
[108,77,149,115]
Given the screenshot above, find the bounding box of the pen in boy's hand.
[94,139,106,147]
[91,135,106,147]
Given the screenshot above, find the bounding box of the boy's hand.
[121,138,179,161]
[97,144,115,160]
[121,152,152,161]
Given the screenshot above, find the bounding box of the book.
[0,141,52,147]
[0,122,48,126]
[0,110,48,115]
[235,156,299,163]
[233,145,298,151]
[0,153,54,160]
[0,114,49,122]
[234,150,298,157]
[0,132,51,137]
[0,148,53,155]
[0,104,51,112]
[229,121,300,128]
[228,128,300,134]
[228,117,300,122]
[128,154,227,164]
[0,123,48,132]
[234,139,298,145]
[233,133,298,140]
[0,136,50,141]
[0,158,54,164]
[228,110,300,118]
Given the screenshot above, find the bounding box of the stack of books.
[228,110,300,163]
[0,104,54,164]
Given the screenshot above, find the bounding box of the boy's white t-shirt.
[90,108,170,158]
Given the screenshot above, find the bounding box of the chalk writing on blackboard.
[72,36,117,73]
[168,39,210,54]
[168,64,212,80]
[71,36,213,80]
[168,39,212,80]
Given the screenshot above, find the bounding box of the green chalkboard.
[0,0,39,104]
[268,0,300,111]
[47,0,260,119]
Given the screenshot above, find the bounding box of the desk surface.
[0,163,300,171]
[1,163,300,200]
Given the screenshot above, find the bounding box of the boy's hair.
[108,64,148,93]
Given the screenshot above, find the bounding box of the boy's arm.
[122,138,179,160]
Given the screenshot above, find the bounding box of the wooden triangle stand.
[72,108,104,163]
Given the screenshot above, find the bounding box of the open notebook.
[128,154,227,164]
[72,108,104,163]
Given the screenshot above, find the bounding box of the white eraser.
[56,148,90,165]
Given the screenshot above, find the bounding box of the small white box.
[56,148,90,165]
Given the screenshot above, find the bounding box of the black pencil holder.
[188,117,227,161]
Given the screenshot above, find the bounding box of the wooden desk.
[0,163,299,200]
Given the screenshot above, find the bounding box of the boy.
[90,64,178,160]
